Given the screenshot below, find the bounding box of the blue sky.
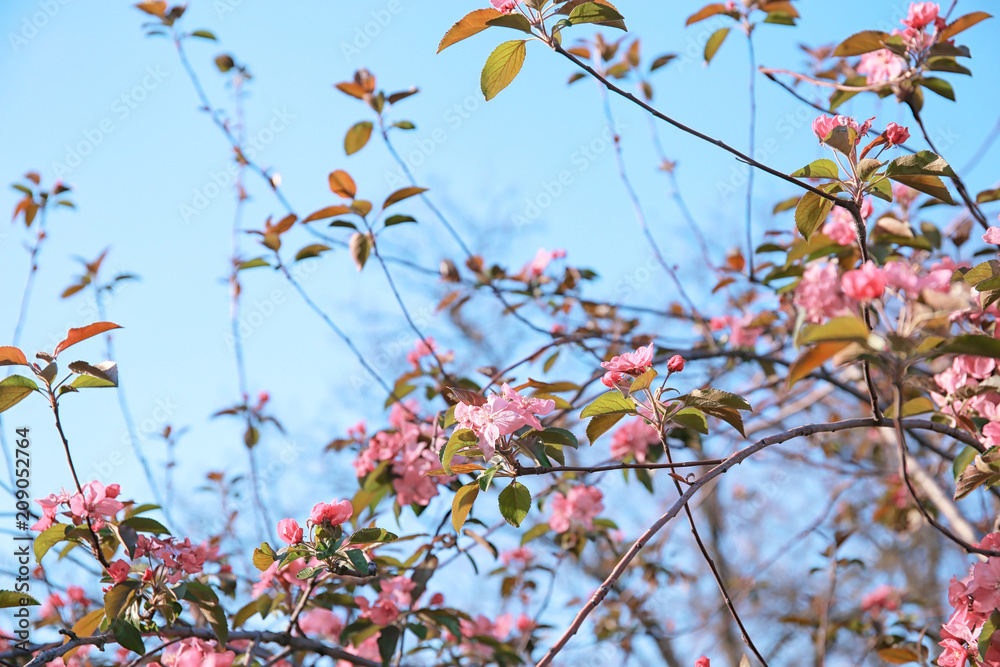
[1,0,999,659]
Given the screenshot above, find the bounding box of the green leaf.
[346,548,369,573]
[833,30,889,56]
[687,388,752,411]
[0,375,38,413]
[0,590,39,608]
[452,483,479,532]
[498,481,531,528]
[295,244,332,261]
[378,625,401,665]
[442,429,478,474]
[704,27,729,64]
[953,445,979,482]
[919,76,956,101]
[110,618,145,655]
[486,14,533,34]
[629,369,658,393]
[438,8,502,53]
[347,527,398,544]
[938,335,1000,358]
[671,407,708,434]
[790,159,839,179]
[536,427,579,449]
[829,75,867,110]
[105,581,139,619]
[884,151,956,178]
[481,40,527,101]
[794,191,835,242]
[580,391,637,418]
[801,316,870,345]
[253,547,275,571]
[587,413,625,444]
[856,158,882,182]
[478,465,500,492]
[120,516,171,535]
[520,523,548,546]
[567,2,627,29]
[34,523,71,563]
[883,396,934,418]
[70,374,116,389]
[190,30,216,40]
[888,174,955,205]
[384,214,416,227]
[345,121,373,155]
[382,186,428,210]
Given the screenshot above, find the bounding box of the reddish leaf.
[302,205,352,223]
[438,8,502,53]
[329,170,357,199]
[0,347,28,367]
[54,323,122,358]
[382,187,428,210]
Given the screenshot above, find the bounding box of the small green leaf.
[795,191,836,242]
[442,429,478,474]
[189,29,216,40]
[587,413,625,444]
[498,481,531,528]
[34,523,71,563]
[345,121,373,155]
[800,316,870,345]
[833,30,889,56]
[0,591,39,608]
[580,391,636,418]
[346,548,369,573]
[0,375,38,413]
[884,151,956,178]
[481,40,527,101]
[110,618,145,655]
[704,27,729,64]
[384,214,416,227]
[790,159,839,180]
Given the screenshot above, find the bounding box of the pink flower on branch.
[490,0,519,14]
[309,499,353,527]
[902,2,939,30]
[841,261,885,301]
[277,518,303,544]
[884,122,910,146]
[548,485,603,533]
[857,49,904,84]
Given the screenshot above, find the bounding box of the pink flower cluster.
[490,0,519,14]
[353,400,447,506]
[132,534,218,584]
[157,637,235,667]
[861,584,904,616]
[356,575,417,626]
[812,114,874,145]
[842,261,885,301]
[894,2,945,54]
[252,557,318,598]
[457,613,515,660]
[455,384,555,459]
[939,533,1000,666]
[793,262,853,323]
[600,342,654,387]
[610,418,660,463]
[33,480,124,532]
[548,485,603,533]
[822,199,872,246]
[299,608,344,640]
[857,48,904,84]
[932,354,999,430]
[309,499,353,527]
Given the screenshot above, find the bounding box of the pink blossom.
[32,490,70,531]
[955,355,996,380]
[66,586,88,605]
[455,395,526,459]
[983,422,1000,449]
[406,337,453,368]
[548,485,604,533]
[812,114,874,144]
[355,595,400,625]
[610,418,660,463]
[38,592,65,619]
[983,227,1000,245]
[857,49,904,84]
[309,500,353,527]
[338,633,381,666]
[885,122,910,146]
[841,261,885,301]
[893,183,918,209]
[68,480,124,530]
[501,547,534,567]
[902,2,939,29]
[667,355,685,373]
[793,262,853,323]
[251,558,315,598]
[937,638,974,667]
[490,0,518,14]
[107,560,130,584]
[516,613,534,634]
[602,342,654,374]
[696,658,711,667]
[392,447,440,506]
[161,638,235,667]
[971,557,1000,613]
[500,383,555,430]
[380,575,417,608]
[299,608,344,640]
[277,518,303,545]
[822,208,856,246]
[861,584,903,615]
[711,314,762,348]
[523,248,566,279]
[883,261,920,296]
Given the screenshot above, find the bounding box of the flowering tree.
[2,1,1000,666]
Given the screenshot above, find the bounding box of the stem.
[745,29,757,279]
